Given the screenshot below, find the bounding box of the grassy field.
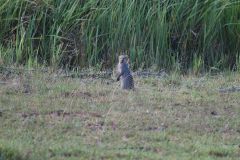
[1,1,240,159]
[0,69,240,160]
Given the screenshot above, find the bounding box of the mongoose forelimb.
[117,55,134,90]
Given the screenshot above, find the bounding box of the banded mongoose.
[116,55,134,90]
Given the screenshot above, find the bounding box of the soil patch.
[20,110,103,119]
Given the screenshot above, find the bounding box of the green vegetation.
[0,70,240,159]
[0,0,240,70]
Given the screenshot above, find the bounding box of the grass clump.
[0,0,239,71]
[0,145,24,160]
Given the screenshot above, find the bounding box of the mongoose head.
[119,55,128,64]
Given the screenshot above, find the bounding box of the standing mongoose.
[116,55,134,90]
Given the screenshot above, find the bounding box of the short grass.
[0,70,240,160]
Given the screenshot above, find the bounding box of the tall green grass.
[0,0,239,71]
